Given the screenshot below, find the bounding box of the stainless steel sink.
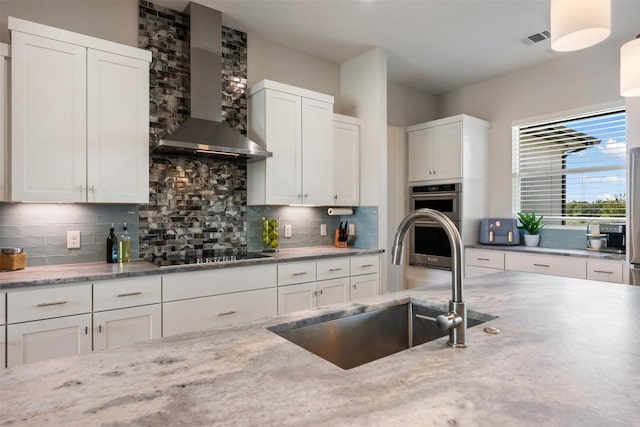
[268,301,496,370]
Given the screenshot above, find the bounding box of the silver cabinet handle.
[533,263,550,268]
[98,325,102,333]
[361,264,374,268]
[352,285,357,289]
[90,185,96,193]
[318,289,323,295]
[312,291,317,297]
[593,270,613,274]
[329,268,343,272]
[37,300,67,307]
[217,310,237,317]
[293,272,308,276]
[477,258,490,261]
[117,292,142,297]
[85,326,88,335]
[77,185,84,193]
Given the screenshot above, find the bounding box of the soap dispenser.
[106,224,118,263]
[119,222,131,263]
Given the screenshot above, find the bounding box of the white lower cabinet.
[1,292,6,368]
[350,274,379,300]
[505,252,586,279]
[162,264,279,337]
[464,248,505,278]
[164,288,277,337]
[465,247,625,284]
[349,254,380,301]
[93,305,161,352]
[587,259,624,283]
[277,278,350,315]
[7,314,92,367]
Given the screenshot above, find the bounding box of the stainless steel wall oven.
[409,183,461,270]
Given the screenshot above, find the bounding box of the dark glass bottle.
[107,224,118,263]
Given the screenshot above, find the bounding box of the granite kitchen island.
[1,271,639,426]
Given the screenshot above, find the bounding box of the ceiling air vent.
[522,30,551,45]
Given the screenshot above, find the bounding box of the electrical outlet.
[284,224,292,238]
[320,224,327,236]
[67,230,81,249]
[348,223,355,236]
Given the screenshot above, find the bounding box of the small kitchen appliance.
[478,218,519,245]
[599,223,626,254]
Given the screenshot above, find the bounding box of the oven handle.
[410,193,459,199]
[414,220,441,227]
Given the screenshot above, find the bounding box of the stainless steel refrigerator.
[630,147,640,285]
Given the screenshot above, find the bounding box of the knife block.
[334,229,347,248]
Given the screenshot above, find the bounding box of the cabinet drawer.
[465,249,504,269]
[278,261,317,285]
[93,276,161,311]
[163,287,277,337]
[587,259,624,283]
[316,257,350,280]
[350,255,380,276]
[8,284,92,324]
[163,264,277,302]
[505,252,586,279]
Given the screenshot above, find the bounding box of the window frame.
[512,104,627,225]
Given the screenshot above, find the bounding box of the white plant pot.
[524,234,540,247]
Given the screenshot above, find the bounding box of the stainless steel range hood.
[151,2,271,161]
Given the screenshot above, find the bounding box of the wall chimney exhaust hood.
[151,2,271,161]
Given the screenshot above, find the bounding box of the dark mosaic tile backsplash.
[138,1,250,262]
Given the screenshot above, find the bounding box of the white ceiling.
[154,0,640,95]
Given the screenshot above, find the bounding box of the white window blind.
[513,108,626,225]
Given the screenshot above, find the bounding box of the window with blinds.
[513,108,626,225]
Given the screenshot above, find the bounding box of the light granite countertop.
[1,270,639,426]
[465,243,626,261]
[0,247,383,290]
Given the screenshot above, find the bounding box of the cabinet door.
[87,49,149,203]
[264,89,302,204]
[432,123,462,180]
[7,314,92,367]
[0,325,5,369]
[163,288,277,337]
[277,282,317,315]
[1,44,8,201]
[93,304,161,352]
[350,274,379,301]
[407,128,434,182]
[317,278,349,307]
[301,97,333,205]
[332,119,360,206]
[11,32,87,202]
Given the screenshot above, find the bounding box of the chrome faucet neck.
[391,208,468,347]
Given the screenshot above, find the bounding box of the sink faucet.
[391,208,468,348]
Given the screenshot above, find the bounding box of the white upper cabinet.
[407,114,489,184]
[248,80,334,205]
[9,18,151,203]
[332,114,360,206]
[0,43,9,202]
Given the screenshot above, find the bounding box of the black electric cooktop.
[153,251,271,268]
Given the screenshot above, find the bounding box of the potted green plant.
[517,211,544,247]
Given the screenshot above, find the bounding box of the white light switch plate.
[320,224,327,236]
[67,230,81,249]
[348,224,355,236]
[284,224,292,238]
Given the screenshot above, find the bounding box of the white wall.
[437,40,625,217]
[0,0,138,46]
[247,34,341,108]
[387,81,437,126]
[340,47,388,290]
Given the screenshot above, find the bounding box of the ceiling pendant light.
[621,35,640,97]
[550,0,611,52]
